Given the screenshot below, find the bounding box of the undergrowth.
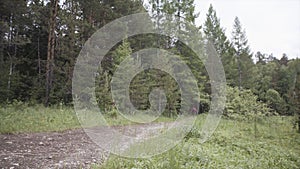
[99,115,300,169]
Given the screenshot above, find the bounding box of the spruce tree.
[231,16,254,90]
[203,4,237,86]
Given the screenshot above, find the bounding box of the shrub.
[106,109,118,118]
[265,89,286,114]
[224,86,274,120]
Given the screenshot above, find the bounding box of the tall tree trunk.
[7,54,13,101]
[298,114,300,133]
[38,32,41,78]
[0,29,4,63]
[177,0,181,31]
[6,13,17,102]
[45,0,59,106]
[0,13,4,62]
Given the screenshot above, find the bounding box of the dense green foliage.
[224,86,273,120]
[0,0,145,105]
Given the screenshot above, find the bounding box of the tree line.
[0,1,299,122]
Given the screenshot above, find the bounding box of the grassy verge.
[0,104,81,134]
[0,104,175,134]
[99,115,300,169]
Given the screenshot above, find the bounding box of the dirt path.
[0,129,108,169]
[0,123,172,169]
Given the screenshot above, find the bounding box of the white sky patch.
[195,0,300,59]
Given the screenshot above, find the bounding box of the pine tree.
[203,4,237,86]
[231,16,254,90]
[45,0,59,106]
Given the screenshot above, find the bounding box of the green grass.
[0,104,81,134]
[99,115,300,169]
[0,104,175,134]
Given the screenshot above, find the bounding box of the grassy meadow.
[99,115,300,169]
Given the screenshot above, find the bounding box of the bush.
[265,89,286,114]
[224,86,274,120]
[107,109,118,118]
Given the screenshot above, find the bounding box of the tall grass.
[0,104,81,134]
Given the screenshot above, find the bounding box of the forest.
[1,0,299,122]
[0,0,299,168]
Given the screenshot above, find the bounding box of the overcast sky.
[194,0,300,59]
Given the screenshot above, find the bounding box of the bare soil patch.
[0,122,172,169]
[0,129,108,169]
